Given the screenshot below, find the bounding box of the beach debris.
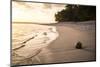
[43,32,47,35]
[75,41,83,49]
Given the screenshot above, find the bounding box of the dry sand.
[36,21,96,64]
[12,21,96,65]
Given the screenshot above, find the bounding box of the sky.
[12,1,66,24]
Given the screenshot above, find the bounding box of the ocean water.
[12,23,59,65]
[12,21,96,65]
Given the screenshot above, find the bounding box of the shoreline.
[12,20,96,65]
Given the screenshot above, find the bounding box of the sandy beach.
[37,21,96,64]
[12,21,96,65]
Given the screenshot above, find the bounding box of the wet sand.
[12,21,96,65]
[37,21,96,64]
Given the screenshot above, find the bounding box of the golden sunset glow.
[12,1,65,24]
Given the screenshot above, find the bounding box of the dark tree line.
[55,5,96,22]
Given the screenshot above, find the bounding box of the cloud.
[43,3,66,9]
[12,1,65,23]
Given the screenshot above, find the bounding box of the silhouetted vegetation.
[55,5,96,22]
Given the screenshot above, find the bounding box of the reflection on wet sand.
[12,21,96,65]
[12,23,59,65]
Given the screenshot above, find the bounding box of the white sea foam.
[12,23,59,59]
